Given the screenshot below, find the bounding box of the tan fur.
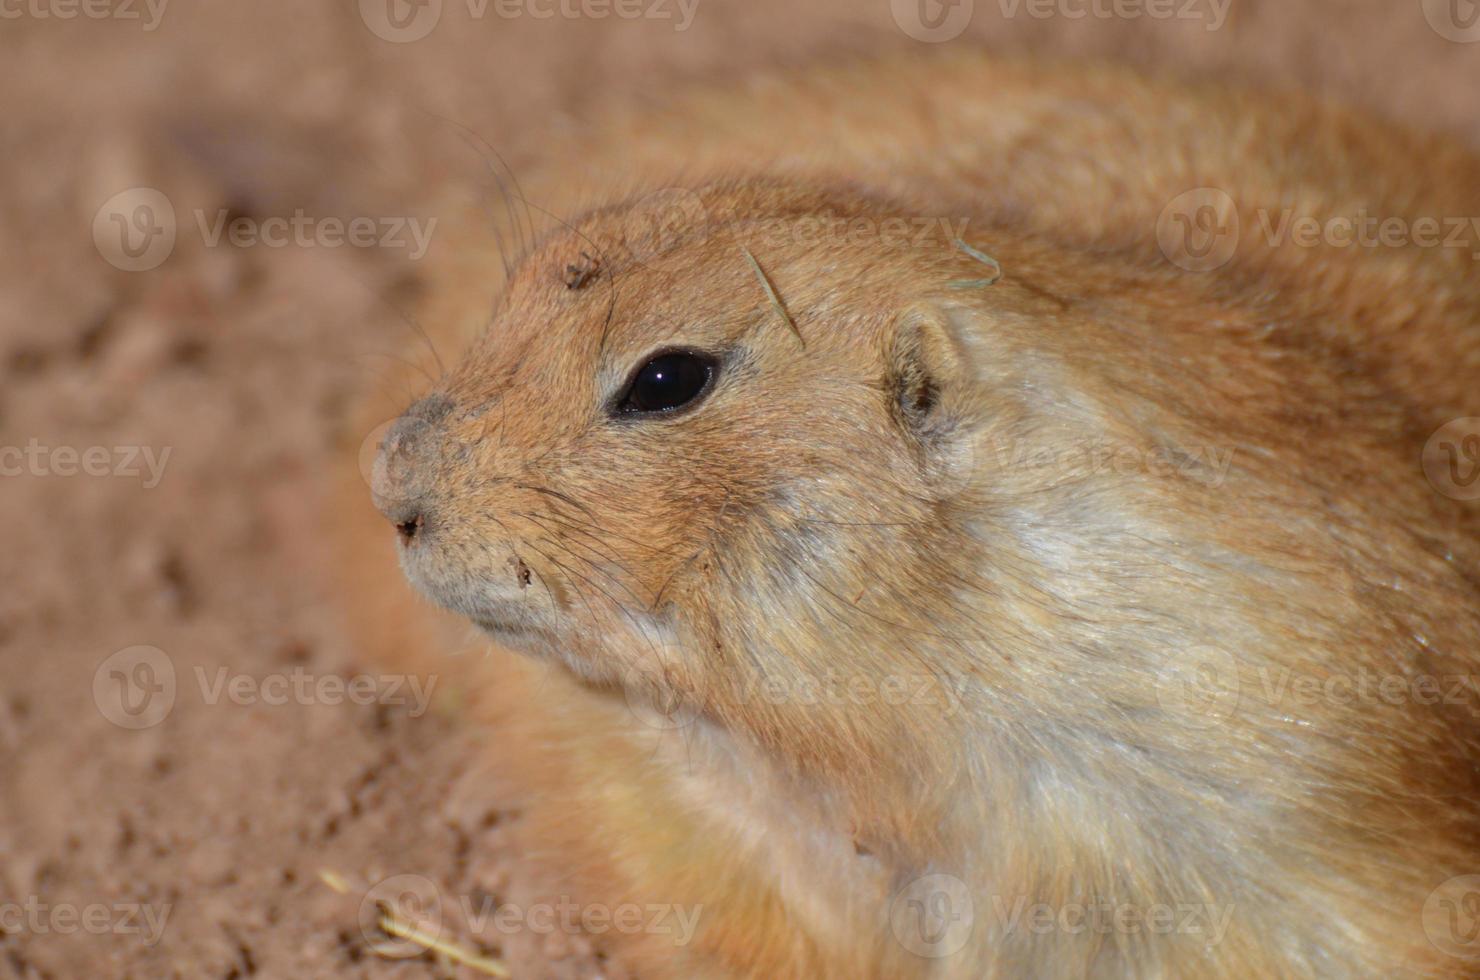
[332,53,1480,978]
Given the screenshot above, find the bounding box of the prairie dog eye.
[615,351,718,417]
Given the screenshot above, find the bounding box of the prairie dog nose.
[372,395,452,542]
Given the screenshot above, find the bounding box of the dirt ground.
[1,0,1476,976]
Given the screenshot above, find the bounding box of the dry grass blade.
[741,246,805,347]
[948,238,1004,288]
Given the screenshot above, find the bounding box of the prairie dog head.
[369,177,1214,778]
[369,180,1022,749]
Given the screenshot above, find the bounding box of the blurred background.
[2,0,1477,975]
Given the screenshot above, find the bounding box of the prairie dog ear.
[887,304,973,441]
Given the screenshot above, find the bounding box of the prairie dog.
[337,53,1480,978]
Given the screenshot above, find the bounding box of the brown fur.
[332,53,1480,977]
